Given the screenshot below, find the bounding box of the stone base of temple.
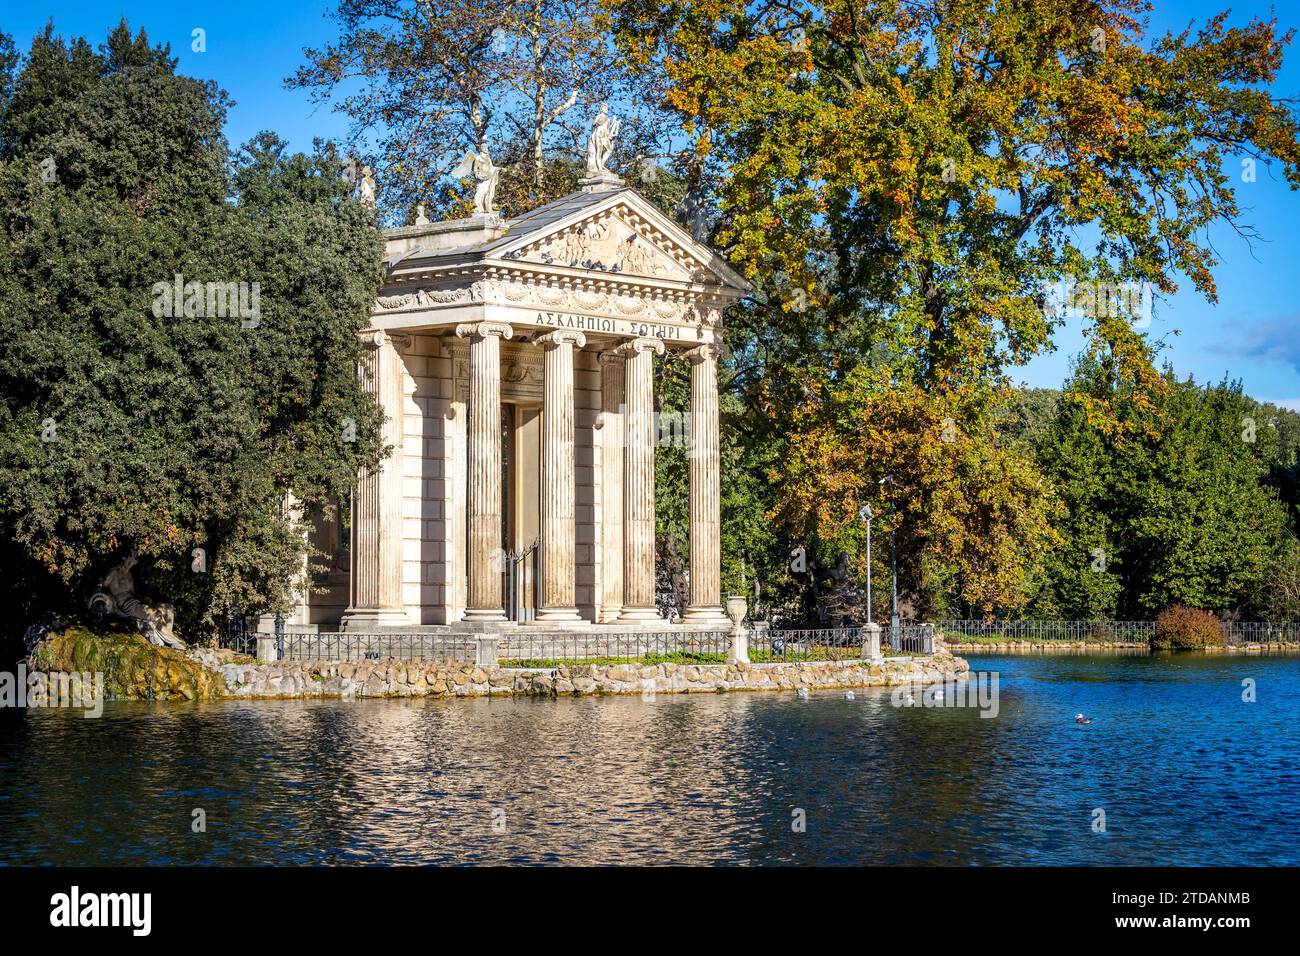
[461,607,510,624]
[286,619,733,635]
[339,607,416,631]
[449,619,728,634]
[616,607,662,624]
[531,607,588,625]
[681,605,730,625]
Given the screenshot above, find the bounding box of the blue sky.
[4,0,1300,404]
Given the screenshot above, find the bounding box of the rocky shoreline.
[24,626,972,702]
[191,646,970,700]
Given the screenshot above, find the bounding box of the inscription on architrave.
[533,311,685,340]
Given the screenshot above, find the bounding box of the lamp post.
[858,503,873,624]
[879,476,900,649]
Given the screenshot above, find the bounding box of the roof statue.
[453,145,499,216]
[584,104,622,186]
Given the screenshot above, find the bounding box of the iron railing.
[503,539,538,623]
[749,626,865,662]
[279,632,477,662]
[886,623,934,654]
[497,630,731,666]
[218,609,258,656]
[1222,622,1300,645]
[937,620,1156,643]
[940,619,1300,646]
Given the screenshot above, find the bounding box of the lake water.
[1,652,1297,865]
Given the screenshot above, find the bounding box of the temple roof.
[382,184,751,298]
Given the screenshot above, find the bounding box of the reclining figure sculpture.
[87,555,184,649]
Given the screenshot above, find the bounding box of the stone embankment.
[189,647,970,700]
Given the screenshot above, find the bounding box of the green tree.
[0,22,385,637]
[290,0,673,219]
[1033,359,1290,617]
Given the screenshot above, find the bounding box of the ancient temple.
[289,137,750,633]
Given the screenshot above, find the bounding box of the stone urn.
[725,595,748,630]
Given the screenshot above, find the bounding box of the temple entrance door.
[502,402,541,621]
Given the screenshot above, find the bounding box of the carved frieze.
[375,284,482,311]
[511,212,696,280]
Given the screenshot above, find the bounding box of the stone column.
[456,321,512,623]
[533,329,586,623]
[617,337,665,623]
[343,331,411,630]
[682,344,728,623]
[598,351,626,622]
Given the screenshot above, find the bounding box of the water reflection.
[2,653,1298,865]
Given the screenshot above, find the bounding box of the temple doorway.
[502,402,540,621]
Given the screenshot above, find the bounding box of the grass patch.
[749,648,863,663]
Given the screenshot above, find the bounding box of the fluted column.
[598,351,626,622]
[533,329,586,623]
[618,336,665,622]
[343,330,411,630]
[683,344,728,623]
[457,321,512,623]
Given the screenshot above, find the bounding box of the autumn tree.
[607,0,1300,615]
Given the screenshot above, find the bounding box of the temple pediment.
[374,184,750,343]
[488,190,745,290]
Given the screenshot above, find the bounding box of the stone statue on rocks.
[88,555,184,649]
[453,145,499,215]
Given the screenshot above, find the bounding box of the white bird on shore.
[1075,713,1093,725]
[796,687,810,699]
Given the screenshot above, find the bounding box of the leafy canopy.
[0,22,385,635]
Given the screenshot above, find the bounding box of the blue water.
[0,652,1296,865]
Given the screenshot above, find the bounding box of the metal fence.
[218,611,260,657]
[280,632,477,662]
[1222,622,1300,645]
[938,619,1300,646]
[748,626,865,662]
[503,539,538,623]
[937,620,1157,643]
[497,630,731,666]
[886,623,934,654]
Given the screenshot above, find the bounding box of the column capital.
[598,349,627,366]
[683,343,724,365]
[358,330,413,351]
[616,336,666,357]
[531,329,586,349]
[455,321,513,341]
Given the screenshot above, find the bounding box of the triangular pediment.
[483,188,751,294]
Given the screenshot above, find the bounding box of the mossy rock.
[32,626,226,702]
